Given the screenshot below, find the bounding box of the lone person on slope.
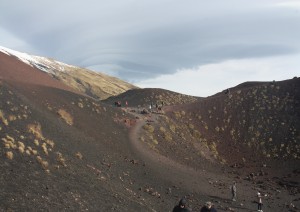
[231,181,237,201]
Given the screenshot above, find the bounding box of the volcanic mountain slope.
[1,83,178,211]
[164,78,300,164]
[136,77,300,210]
[0,49,226,211]
[138,79,299,162]
[1,46,300,211]
[0,46,137,100]
[1,52,202,211]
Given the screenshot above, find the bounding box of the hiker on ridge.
[172,198,191,212]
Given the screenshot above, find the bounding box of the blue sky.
[1,0,300,96]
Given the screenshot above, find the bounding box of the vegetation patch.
[75,152,83,159]
[0,110,9,126]
[143,124,155,133]
[6,151,13,160]
[57,109,74,125]
[27,123,44,139]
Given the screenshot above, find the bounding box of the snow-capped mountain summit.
[0,46,138,100]
[0,46,75,74]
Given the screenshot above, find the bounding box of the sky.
[0,0,300,97]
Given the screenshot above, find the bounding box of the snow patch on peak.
[0,46,37,67]
[0,47,10,56]
[0,46,51,73]
[0,46,77,74]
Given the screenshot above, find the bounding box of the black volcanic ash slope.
[168,79,300,163]
[0,81,170,211]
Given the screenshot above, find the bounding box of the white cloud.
[136,55,300,97]
[1,0,299,97]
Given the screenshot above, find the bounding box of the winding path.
[126,108,229,195]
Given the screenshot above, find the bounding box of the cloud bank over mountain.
[1,0,299,96]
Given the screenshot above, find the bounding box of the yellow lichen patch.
[0,110,9,126]
[34,139,39,146]
[57,109,73,125]
[18,146,25,154]
[26,146,38,155]
[163,131,172,142]
[4,143,10,149]
[36,156,49,169]
[143,124,155,133]
[2,136,17,149]
[8,115,17,122]
[209,142,218,157]
[6,151,13,160]
[45,139,55,148]
[18,141,25,153]
[169,124,176,133]
[18,141,25,149]
[27,123,43,139]
[188,124,194,129]
[78,102,84,108]
[41,143,49,155]
[6,135,15,142]
[75,152,83,160]
[57,152,67,167]
[25,150,31,156]
[159,126,166,133]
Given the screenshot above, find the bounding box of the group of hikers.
[149,101,164,113]
[114,101,128,107]
[173,182,266,212]
[114,100,164,113]
[230,181,267,212]
[113,99,267,211]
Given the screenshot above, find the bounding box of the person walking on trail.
[200,201,217,212]
[257,192,267,212]
[231,181,237,201]
[172,198,191,212]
